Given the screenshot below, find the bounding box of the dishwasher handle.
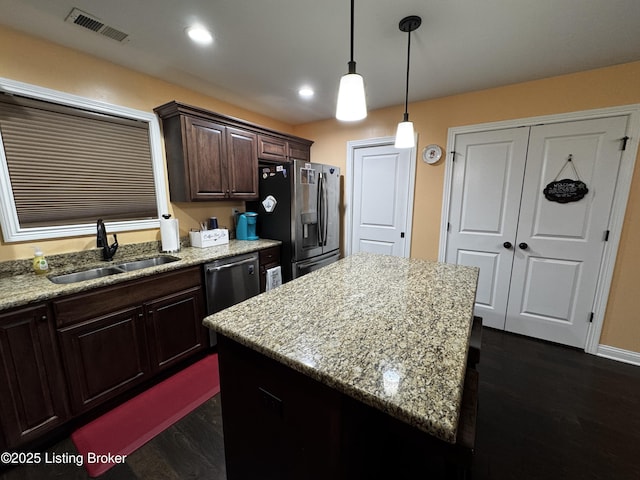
[206,257,257,274]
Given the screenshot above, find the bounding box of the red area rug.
[71,354,220,477]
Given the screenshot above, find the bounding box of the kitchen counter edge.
[0,239,280,311]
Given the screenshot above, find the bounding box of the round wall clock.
[423,144,443,164]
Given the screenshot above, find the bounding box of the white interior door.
[445,127,530,329]
[446,115,627,348]
[506,116,627,347]
[351,143,413,256]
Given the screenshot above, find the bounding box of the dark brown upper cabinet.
[154,101,312,201]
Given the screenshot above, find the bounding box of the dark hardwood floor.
[472,328,640,480]
[2,327,639,479]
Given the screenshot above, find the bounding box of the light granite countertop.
[0,238,280,311]
[204,252,479,444]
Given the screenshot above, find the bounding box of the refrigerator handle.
[317,172,324,246]
[322,172,328,246]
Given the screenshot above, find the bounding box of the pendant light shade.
[394,117,415,149]
[336,0,367,121]
[394,15,421,149]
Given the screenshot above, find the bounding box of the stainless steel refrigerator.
[248,159,340,282]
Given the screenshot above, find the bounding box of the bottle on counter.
[33,247,49,275]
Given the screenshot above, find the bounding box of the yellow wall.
[1,25,638,353]
[0,26,294,261]
[293,61,640,353]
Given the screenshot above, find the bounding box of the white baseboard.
[597,344,640,367]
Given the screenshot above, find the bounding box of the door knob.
[503,242,513,249]
[519,242,529,250]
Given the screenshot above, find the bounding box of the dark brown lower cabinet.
[145,286,206,371]
[0,304,69,449]
[57,307,150,414]
[53,266,207,416]
[259,246,281,292]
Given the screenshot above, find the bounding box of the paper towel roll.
[160,217,180,252]
[266,265,282,291]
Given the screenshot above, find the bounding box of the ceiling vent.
[65,8,129,42]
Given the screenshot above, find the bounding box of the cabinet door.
[218,336,342,479]
[226,127,258,199]
[288,142,310,162]
[184,116,228,200]
[0,305,68,448]
[258,134,288,163]
[145,287,207,372]
[259,246,282,293]
[58,307,150,414]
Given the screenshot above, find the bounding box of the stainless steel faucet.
[96,219,118,261]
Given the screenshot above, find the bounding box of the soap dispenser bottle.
[33,247,49,275]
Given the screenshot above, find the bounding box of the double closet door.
[445,116,628,348]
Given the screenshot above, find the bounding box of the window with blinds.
[0,94,157,227]
[0,78,167,242]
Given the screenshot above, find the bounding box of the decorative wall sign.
[543,154,589,203]
[543,179,588,203]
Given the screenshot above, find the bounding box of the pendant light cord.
[348,0,356,73]
[403,29,411,122]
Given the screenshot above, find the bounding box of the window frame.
[0,77,168,243]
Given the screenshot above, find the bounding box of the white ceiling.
[2,0,640,124]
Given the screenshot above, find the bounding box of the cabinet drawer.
[259,246,281,265]
[53,266,202,327]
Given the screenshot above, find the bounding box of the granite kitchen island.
[204,252,479,479]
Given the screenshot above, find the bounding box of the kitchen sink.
[48,266,126,284]
[48,255,180,284]
[113,255,180,272]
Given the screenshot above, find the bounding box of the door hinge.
[400,232,405,238]
[621,136,629,151]
[589,312,594,323]
[604,230,610,241]
[447,222,451,232]
[451,151,456,162]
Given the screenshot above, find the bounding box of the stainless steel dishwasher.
[204,252,261,346]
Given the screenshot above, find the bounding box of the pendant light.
[336,0,367,121]
[394,15,421,149]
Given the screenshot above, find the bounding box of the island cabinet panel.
[0,304,69,449]
[218,335,342,480]
[145,286,206,372]
[57,307,150,414]
[218,335,467,480]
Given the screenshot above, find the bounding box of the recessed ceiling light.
[186,25,213,45]
[298,86,314,99]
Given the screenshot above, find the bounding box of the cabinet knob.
[503,241,513,249]
[40,315,47,322]
[519,242,529,250]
